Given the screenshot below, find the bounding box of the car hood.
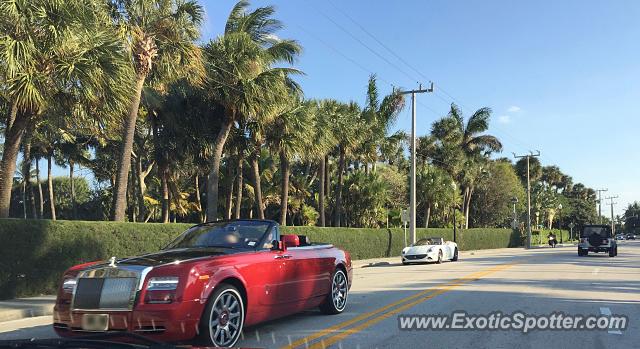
[115,248,244,267]
[403,245,438,254]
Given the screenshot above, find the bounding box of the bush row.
[0,219,524,299]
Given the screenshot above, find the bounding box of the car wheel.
[436,251,443,264]
[609,248,616,257]
[451,248,459,261]
[199,284,244,348]
[577,249,583,256]
[320,269,349,315]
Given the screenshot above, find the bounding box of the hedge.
[0,219,522,299]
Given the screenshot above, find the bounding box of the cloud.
[498,115,511,124]
[507,106,521,113]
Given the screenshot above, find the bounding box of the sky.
[51,0,640,216]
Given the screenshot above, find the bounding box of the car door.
[276,246,329,304]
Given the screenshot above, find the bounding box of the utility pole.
[605,196,618,234]
[401,82,434,245]
[513,151,541,249]
[595,189,608,224]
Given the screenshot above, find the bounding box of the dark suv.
[578,225,617,257]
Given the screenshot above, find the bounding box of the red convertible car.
[53,220,352,347]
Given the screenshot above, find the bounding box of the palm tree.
[329,101,363,227]
[109,0,205,221]
[202,0,302,221]
[431,104,502,228]
[312,100,339,226]
[358,75,405,172]
[0,0,131,218]
[266,99,316,225]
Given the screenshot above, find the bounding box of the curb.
[0,304,53,323]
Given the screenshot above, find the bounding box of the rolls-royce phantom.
[53,220,352,347]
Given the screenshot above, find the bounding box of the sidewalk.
[0,296,55,323]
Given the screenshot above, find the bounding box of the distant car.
[626,234,636,240]
[615,234,625,241]
[578,225,618,257]
[402,237,458,264]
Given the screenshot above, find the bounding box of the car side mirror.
[271,240,286,251]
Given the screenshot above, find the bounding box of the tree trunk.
[234,155,244,219]
[35,159,43,218]
[319,156,325,227]
[21,135,32,219]
[334,147,345,227]
[0,113,29,218]
[463,186,473,229]
[70,161,77,220]
[194,175,204,222]
[135,157,152,222]
[425,204,431,228]
[47,155,56,220]
[160,163,169,223]
[251,150,265,219]
[112,75,146,221]
[279,151,290,226]
[206,115,234,221]
[224,158,235,220]
[6,99,18,133]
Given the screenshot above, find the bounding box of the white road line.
[592,268,600,275]
[599,307,622,335]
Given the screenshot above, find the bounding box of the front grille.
[405,254,427,260]
[74,277,137,310]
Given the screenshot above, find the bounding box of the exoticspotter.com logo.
[398,311,628,333]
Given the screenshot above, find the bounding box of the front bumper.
[402,251,438,263]
[53,300,203,342]
[578,244,612,252]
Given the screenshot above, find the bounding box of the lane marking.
[281,263,515,349]
[599,307,622,335]
[592,268,600,275]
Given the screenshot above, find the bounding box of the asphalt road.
[1,241,638,349]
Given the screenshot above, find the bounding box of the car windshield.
[164,221,272,250]
[414,238,442,246]
[580,226,612,238]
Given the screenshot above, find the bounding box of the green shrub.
[0,219,523,299]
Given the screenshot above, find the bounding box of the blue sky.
[200,0,640,215]
[50,0,640,216]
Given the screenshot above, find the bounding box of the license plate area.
[81,314,109,331]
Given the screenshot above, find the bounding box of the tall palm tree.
[0,0,131,218]
[109,0,205,221]
[266,99,316,226]
[312,100,338,226]
[358,75,405,172]
[328,101,363,227]
[203,0,302,221]
[431,103,502,228]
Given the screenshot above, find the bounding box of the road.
[1,241,638,348]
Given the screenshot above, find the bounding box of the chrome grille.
[100,278,137,309]
[74,277,136,310]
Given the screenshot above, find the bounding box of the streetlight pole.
[595,189,608,224]
[452,182,457,243]
[513,151,541,249]
[511,197,518,229]
[401,83,434,245]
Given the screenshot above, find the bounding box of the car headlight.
[62,278,77,292]
[146,277,179,291]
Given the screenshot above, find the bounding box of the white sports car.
[401,237,459,264]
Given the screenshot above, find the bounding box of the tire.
[320,269,349,315]
[577,249,583,256]
[436,250,443,264]
[451,248,459,261]
[198,284,245,348]
[609,248,616,257]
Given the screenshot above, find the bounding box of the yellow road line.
[280,263,515,349]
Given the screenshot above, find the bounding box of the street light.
[557,203,563,243]
[452,182,457,243]
[511,197,519,229]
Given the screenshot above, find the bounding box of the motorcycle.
[548,235,557,248]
